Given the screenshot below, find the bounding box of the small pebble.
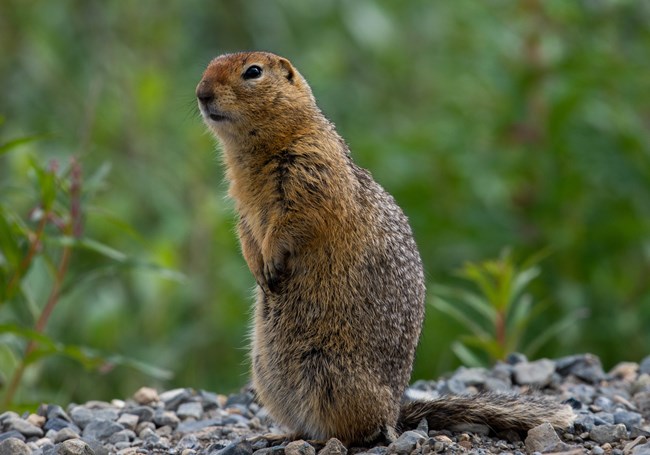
[54,427,81,443]
[0,354,647,454]
[590,424,628,444]
[56,438,96,454]
[318,439,346,455]
[513,358,556,387]
[525,422,563,453]
[388,430,426,454]
[7,417,45,438]
[177,402,204,420]
[285,440,316,455]
[133,386,159,405]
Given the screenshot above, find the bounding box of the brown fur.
[196,51,573,446]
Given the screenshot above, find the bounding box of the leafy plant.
[430,249,585,367]
[0,133,175,409]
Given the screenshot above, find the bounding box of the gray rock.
[589,424,628,444]
[45,417,80,432]
[7,417,45,438]
[525,422,564,453]
[633,443,650,455]
[224,392,254,408]
[250,446,285,455]
[55,439,96,455]
[54,427,81,443]
[0,430,25,442]
[640,356,650,375]
[70,407,94,429]
[199,390,222,410]
[0,412,19,424]
[47,405,72,422]
[484,377,511,391]
[159,388,192,410]
[387,430,426,454]
[82,419,124,441]
[116,413,139,431]
[80,438,108,455]
[568,384,597,404]
[177,434,199,449]
[214,440,253,455]
[91,408,119,422]
[614,410,642,430]
[177,402,203,420]
[452,367,488,386]
[153,410,180,428]
[506,352,528,365]
[285,440,316,455]
[108,429,135,444]
[593,396,614,412]
[556,354,605,383]
[635,392,650,413]
[0,437,30,455]
[318,438,347,455]
[123,406,153,422]
[594,412,615,425]
[416,418,428,435]
[440,378,466,395]
[513,359,555,387]
[592,446,605,455]
[631,428,650,439]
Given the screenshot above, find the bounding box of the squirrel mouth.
[208,112,228,122]
[200,104,230,122]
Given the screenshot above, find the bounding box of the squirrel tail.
[397,392,575,435]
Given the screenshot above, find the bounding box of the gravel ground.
[1,353,649,455]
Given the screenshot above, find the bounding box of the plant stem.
[1,241,73,408]
[495,309,506,359]
[2,158,82,408]
[5,213,48,300]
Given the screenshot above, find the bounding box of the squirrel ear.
[278,58,295,84]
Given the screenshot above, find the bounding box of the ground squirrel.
[196,51,574,446]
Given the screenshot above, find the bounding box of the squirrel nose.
[196,83,214,104]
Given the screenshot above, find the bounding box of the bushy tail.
[398,392,574,435]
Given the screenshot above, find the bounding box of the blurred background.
[0,0,649,408]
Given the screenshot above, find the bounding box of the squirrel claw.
[262,250,289,293]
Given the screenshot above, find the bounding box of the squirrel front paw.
[262,245,290,294]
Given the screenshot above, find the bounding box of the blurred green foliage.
[0,1,649,406]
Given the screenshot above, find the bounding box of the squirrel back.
[196,51,573,445]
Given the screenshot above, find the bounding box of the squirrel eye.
[243,65,263,80]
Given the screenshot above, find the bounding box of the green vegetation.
[431,250,586,366]
[0,1,649,407]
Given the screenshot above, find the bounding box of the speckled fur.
[196,52,573,446]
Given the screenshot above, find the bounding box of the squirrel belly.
[196,51,574,446]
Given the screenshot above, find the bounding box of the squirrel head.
[197,51,318,146]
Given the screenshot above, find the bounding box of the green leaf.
[430,296,491,339]
[0,323,172,380]
[103,354,173,380]
[28,156,57,211]
[0,134,48,155]
[0,207,23,271]
[451,341,486,368]
[430,283,497,323]
[508,266,540,309]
